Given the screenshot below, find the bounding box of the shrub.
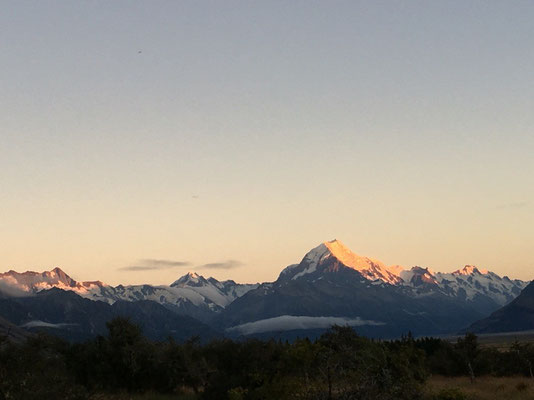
[432,388,468,400]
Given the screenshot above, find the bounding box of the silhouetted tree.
[455,333,479,382]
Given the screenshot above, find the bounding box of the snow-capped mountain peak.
[323,239,403,284]
[170,272,207,287]
[453,265,489,276]
[399,265,528,306]
[0,267,80,292]
[282,240,403,285]
[400,266,439,287]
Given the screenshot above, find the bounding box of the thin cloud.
[497,201,530,210]
[140,259,191,267]
[198,260,244,270]
[227,316,386,335]
[0,281,29,297]
[21,321,79,329]
[119,259,191,272]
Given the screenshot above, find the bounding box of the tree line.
[0,318,533,399]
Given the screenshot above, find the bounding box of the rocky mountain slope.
[0,288,219,342]
[466,281,534,333]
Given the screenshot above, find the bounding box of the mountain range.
[0,268,258,323]
[0,239,529,340]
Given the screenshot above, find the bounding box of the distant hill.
[0,315,29,342]
[0,288,219,342]
[467,281,534,333]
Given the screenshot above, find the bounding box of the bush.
[432,388,468,400]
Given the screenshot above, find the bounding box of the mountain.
[275,240,526,312]
[399,265,525,316]
[0,288,219,342]
[276,241,526,313]
[284,239,404,285]
[0,268,258,323]
[0,267,111,299]
[466,281,534,333]
[403,264,525,304]
[219,240,528,338]
[111,273,257,322]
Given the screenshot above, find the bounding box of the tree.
[455,333,479,383]
[511,341,534,379]
[103,317,156,391]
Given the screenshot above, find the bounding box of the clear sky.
[1,1,533,285]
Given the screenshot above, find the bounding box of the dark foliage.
[415,333,534,378]
[1,320,532,400]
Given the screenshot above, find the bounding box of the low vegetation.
[424,376,534,400]
[1,319,534,399]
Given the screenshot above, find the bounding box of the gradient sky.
[2,1,533,285]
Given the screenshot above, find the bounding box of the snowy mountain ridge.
[280,239,528,307]
[0,267,109,298]
[0,268,258,321]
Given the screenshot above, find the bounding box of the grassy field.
[88,377,534,400]
[425,376,534,400]
[444,330,534,351]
